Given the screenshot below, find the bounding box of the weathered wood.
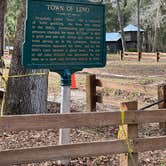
[124,52,156,56]
[134,136,166,152]
[0,110,166,132]
[158,84,166,133]
[120,50,124,60]
[128,102,138,166]
[95,79,102,87]
[0,140,128,165]
[86,74,96,112]
[0,136,165,165]
[119,101,138,166]
[123,51,166,62]
[138,52,142,62]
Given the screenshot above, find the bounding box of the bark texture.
[0,0,7,57]
[116,0,126,52]
[4,0,48,115]
[153,1,160,52]
[137,0,141,52]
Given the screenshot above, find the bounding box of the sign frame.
[23,0,106,72]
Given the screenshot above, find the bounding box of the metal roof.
[123,24,144,32]
[106,32,121,42]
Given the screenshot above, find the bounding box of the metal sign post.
[58,69,71,165]
[59,86,70,144]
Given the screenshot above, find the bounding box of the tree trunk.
[153,1,160,52]
[0,0,7,57]
[4,0,48,115]
[116,0,126,52]
[137,0,141,52]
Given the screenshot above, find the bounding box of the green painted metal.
[23,0,106,74]
[60,69,71,86]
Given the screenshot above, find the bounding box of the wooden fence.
[0,74,165,165]
[0,107,166,165]
[120,51,166,62]
[86,74,159,112]
[86,73,166,129]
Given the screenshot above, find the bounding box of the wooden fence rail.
[96,77,157,96]
[0,136,166,165]
[0,109,166,165]
[121,51,166,62]
[86,74,158,112]
[0,109,166,131]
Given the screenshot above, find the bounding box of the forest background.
[4,0,166,52]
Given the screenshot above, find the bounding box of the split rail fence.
[120,51,166,62]
[86,74,160,112]
[0,106,166,165]
[0,74,166,165]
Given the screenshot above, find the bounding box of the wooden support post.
[120,50,124,61]
[86,75,103,112]
[156,52,160,62]
[86,74,97,112]
[119,101,138,166]
[158,84,166,134]
[138,52,142,62]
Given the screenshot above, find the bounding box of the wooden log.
[86,74,96,112]
[134,136,166,152]
[0,136,165,165]
[95,79,102,87]
[0,110,166,132]
[119,101,138,166]
[158,84,166,134]
[0,140,128,165]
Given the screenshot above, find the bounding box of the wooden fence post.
[86,74,97,112]
[119,101,138,166]
[86,74,103,112]
[158,84,166,133]
[156,52,160,62]
[120,50,124,61]
[138,52,142,62]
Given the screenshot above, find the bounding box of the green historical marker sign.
[23,0,106,72]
